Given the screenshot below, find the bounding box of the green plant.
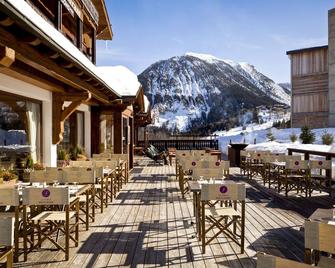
[69,146,85,160]
[299,126,315,144]
[266,129,276,141]
[57,149,69,161]
[321,130,334,145]
[290,132,298,142]
[26,155,34,169]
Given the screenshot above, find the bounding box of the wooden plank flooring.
[12,157,335,268]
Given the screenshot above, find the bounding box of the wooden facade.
[287,46,329,128]
[0,0,151,168]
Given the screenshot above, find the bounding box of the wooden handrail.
[0,247,13,268]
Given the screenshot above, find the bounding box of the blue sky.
[96,0,333,83]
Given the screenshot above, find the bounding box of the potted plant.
[57,149,69,167]
[69,146,86,161]
[33,163,44,170]
[0,169,18,184]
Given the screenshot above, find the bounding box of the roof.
[97,66,141,97]
[5,0,120,98]
[286,45,328,55]
[92,0,113,40]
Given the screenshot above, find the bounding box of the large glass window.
[59,111,85,151]
[0,91,42,166]
[123,117,129,154]
[99,114,114,153]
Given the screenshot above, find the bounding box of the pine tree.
[299,126,315,144]
[266,129,276,141]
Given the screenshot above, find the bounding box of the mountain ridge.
[138,53,290,133]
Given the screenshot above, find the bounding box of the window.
[122,117,129,154]
[28,0,57,23]
[59,111,85,151]
[99,114,114,153]
[61,4,78,45]
[82,19,94,60]
[0,91,42,165]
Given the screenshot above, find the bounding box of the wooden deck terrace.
[11,157,335,268]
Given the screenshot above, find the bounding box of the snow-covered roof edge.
[97,66,141,97]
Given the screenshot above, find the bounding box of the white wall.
[0,73,57,166]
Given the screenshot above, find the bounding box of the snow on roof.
[144,95,150,113]
[7,0,120,97]
[97,66,141,96]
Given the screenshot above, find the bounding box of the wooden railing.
[137,139,219,151]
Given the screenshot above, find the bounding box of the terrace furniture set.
[241,150,332,197]
[257,208,335,267]
[175,150,246,254]
[0,154,128,266]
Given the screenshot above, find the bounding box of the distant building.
[287,8,335,128]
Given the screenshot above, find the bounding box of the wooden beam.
[0,26,114,103]
[52,91,91,144]
[0,16,14,27]
[70,67,84,76]
[0,46,14,67]
[59,60,74,68]
[18,35,41,46]
[0,60,65,93]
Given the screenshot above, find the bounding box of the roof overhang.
[286,45,328,55]
[0,0,120,102]
[92,0,113,40]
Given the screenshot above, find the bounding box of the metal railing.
[137,139,219,151]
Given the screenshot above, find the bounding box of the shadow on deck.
[13,157,334,268]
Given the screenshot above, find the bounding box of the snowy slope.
[139,52,290,132]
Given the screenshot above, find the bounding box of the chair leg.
[241,201,245,254]
[201,203,206,254]
[65,211,70,261]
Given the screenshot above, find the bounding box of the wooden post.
[92,29,96,64]
[77,17,83,50]
[113,111,123,154]
[144,126,148,149]
[90,106,100,154]
[56,0,62,30]
[129,117,134,169]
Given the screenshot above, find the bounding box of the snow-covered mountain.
[138,52,290,133]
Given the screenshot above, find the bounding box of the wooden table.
[188,179,234,240]
[305,208,335,264]
[308,208,334,222]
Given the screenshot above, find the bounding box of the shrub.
[290,132,298,142]
[321,130,334,145]
[299,126,315,144]
[266,129,276,141]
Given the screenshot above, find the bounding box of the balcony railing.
[137,139,219,151]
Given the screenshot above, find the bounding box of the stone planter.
[0,179,17,185]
